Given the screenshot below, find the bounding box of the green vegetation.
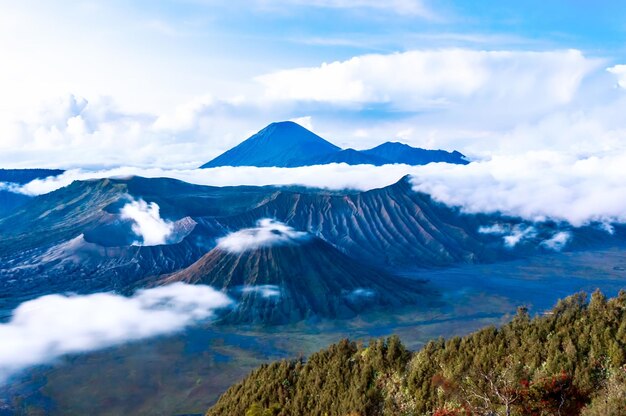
[207,290,626,416]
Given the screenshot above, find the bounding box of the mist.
[0,283,232,385]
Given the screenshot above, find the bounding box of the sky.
[1,0,626,168]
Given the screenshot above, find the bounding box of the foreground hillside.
[207,290,626,416]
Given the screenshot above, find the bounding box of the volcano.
[158,227,429,324]
[200,121,469,168]
[200,121,340,168]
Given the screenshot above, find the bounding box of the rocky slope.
[159,235,431,324]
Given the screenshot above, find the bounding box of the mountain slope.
[217,176,503,267]
[361,142,469,165]
[206,291,626,416]
[201,121,340,168]
[307,148,389,165]
[158,235,430,324]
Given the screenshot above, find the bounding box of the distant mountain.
[307,148,389,166]
[201,121,468,168]
[0,169,65,216]
[200,121,340,168]
[0,168,64,184]
[361,142,468,165]
[159,236,430,324]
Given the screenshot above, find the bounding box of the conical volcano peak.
[201,121,339,168]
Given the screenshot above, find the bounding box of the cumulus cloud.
[217,219,309,253]
[257,49,597,114]
[120,197,174,246]
[409,152,626,227]
[1,49,625,170]
[0,283,233,384]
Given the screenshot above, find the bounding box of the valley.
[2,246,625,415]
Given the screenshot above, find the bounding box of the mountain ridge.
[201,121,468,168]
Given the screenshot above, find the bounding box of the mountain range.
[0,174,617,323]
[200,121,468,168]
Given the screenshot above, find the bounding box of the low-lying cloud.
[217,219,308,253]
[479,223,537,248]
[0,283,233,384]
[409,152,626,227]
[542,231,571,251]
[120,197,174,246]
[6,150,626,228]
[240,285,281,298]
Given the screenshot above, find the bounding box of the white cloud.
[504,226,537,248]
[607,64,626,89]
[0,50,624,170]
[257,49,598,114]
[0,283,233,384]
[541,231,571,251]
[216,219,308,253]
[8,150,626,228]
[120,197,174,246]
[240,285,281,298]
[11,165,423,196]
[410,151,626,227]
[289,115,314,131]
[479,223,537,247]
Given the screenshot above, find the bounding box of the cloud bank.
[0,283,233,384]
[7,149,626,228]
[217,219,309,253]
[120,197,174,246]
[409,152,626,227]
[258,49,597,114]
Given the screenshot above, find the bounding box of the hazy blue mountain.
[307,148,389,165]
[361,142,469,165]
[201,122,469,168]
[0,168,65,216]
[0,191,30,217]
[0,168,64,184]
[200,121,340,168]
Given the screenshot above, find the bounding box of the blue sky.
[1,0,626,167]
